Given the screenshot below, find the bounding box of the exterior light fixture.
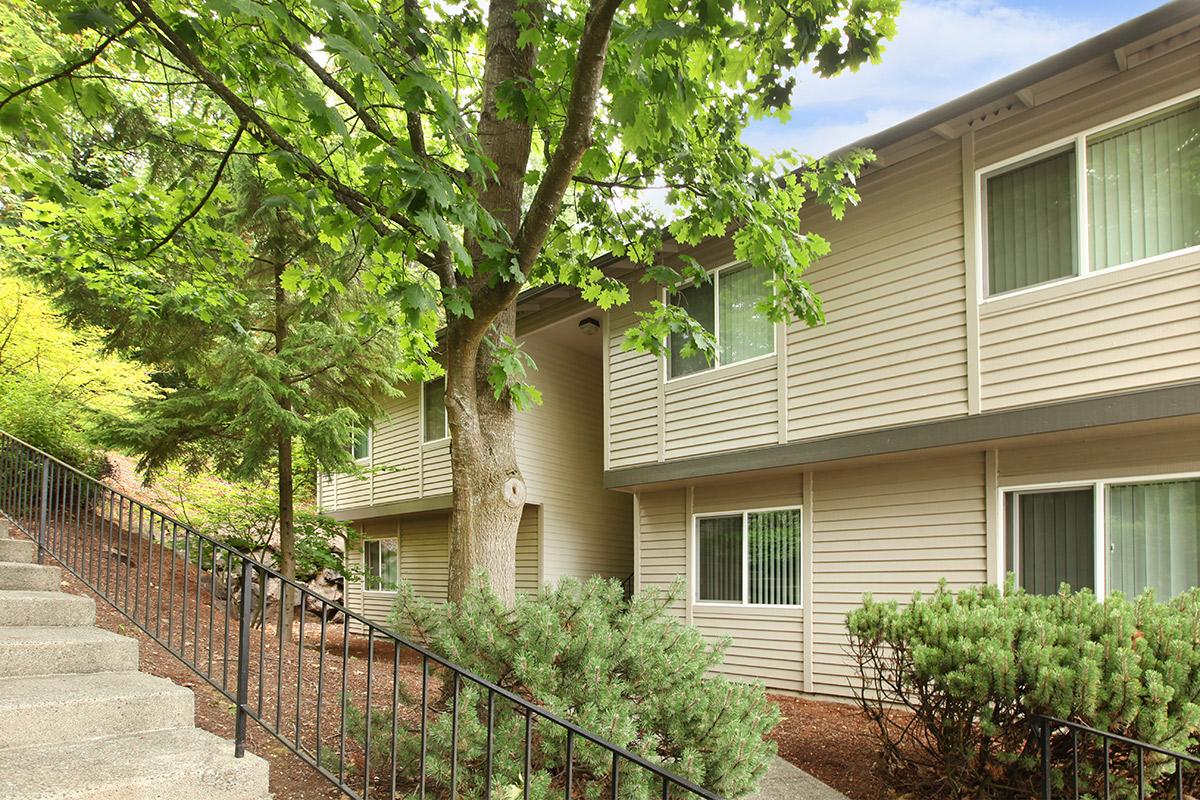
[578,317,600,336]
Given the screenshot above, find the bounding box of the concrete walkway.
[745,757,851,800]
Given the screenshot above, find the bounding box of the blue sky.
[743,0,1166,156]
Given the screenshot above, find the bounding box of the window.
[423,377,448,442]
[696,508,802,606]
[983,98,1200,296]
[364,538,398,591]
[351,428,371,462]
[668,262,774,379]
[1004,476,1200,600]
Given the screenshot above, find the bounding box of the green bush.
[846,580,1200,799]
[365,576,778,799]
[0,373,107,475]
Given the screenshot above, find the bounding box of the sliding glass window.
[984,98,1200,296]
[696,508,802,607]
[668,262,774,378]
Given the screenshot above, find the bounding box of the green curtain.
[668,279,715,378]
[423,377,447,441]
[748,509,801,605]
[718,263,774,365]
[987,149,1079,294]
[698,515,742,602]
[1108,479,1200,600]
[1014,488,1095,595]
[1088,102,1200,271]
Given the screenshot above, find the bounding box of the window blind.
[987,149,1079,294]
[1087,102,1200,270]
[718,264,774,366]
[748,509,802,605]
[1107,479,1200,600]
[697,515,742,602]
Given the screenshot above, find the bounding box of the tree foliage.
[847,581,1200,799]
[0,0,899,600]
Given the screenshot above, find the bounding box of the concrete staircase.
[0,519,271,799]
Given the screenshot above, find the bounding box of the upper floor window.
[668,262,774,379]
[364,537,399,591]
[1005,475,1200,600]
[695,508,802,606]
[350,427,371,463]
[983,97,1200,297]
[423,377,448,443]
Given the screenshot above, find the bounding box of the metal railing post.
[1042,717,1052,799]
[36,457,49,564]
[235,557,254,758]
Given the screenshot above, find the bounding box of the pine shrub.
[846,581,1200,798]
[370,575,778,799]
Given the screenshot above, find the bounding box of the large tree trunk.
[445,0,539,604]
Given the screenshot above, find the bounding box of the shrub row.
[847,581,1200,798]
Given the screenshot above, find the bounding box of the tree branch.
[0,13,145,114]
[514,0,623,273]
[143,122,244,257]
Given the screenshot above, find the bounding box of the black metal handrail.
[1037,715,1198,799]
[0,431,724,800]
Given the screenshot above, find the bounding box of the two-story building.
[608,0,1200,696]
[324,1,1200,697]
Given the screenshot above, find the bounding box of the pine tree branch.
[143,122,245,257]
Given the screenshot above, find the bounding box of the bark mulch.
[767,694,890,800]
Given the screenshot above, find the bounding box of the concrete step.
[0,562,61,591]
[0,727,271,799]
[0,671,193,749]
[0,626,138,677]
[0,538,35,564]
[0,590,94,627]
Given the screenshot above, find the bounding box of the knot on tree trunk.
[501,474,526,508]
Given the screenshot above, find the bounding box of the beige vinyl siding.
[606,280,660,468]
[976,42,1200,410]
[636,488,688,616]
[636,474,805,692]
[998,424,1200,486]
[371,394,420,502]
[349,506,541,630]
[664,362,779,459]
[787,141,969,441]
[516,507,541,595]
[421,443,453,495]
[980,255,1200,408]
[809,453,986,697]
[519,333,632,582]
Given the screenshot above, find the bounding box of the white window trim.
[352,427,372,465]
[421,377,450,445]
[662,258,778,383]
[976,87,1200,303]
[691,505,803,609]
[363,536,400,595]
[1000,470,1200,599]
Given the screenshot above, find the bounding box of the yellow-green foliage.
[0,273,152,414]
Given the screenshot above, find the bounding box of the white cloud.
[743,0,1098,156]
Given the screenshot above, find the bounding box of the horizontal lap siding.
[516,507,540,595]
[787,141,969,440]
[664,364,779,459]
[607,281,660,468]
[637,488,688,615]
[975,43,1200,410]
[998,426,1200,485]
[372,393,420,503]
[638,476,805,692]
[519,335,633,583]
[810,453,986,698]
[980,256,1200,409]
